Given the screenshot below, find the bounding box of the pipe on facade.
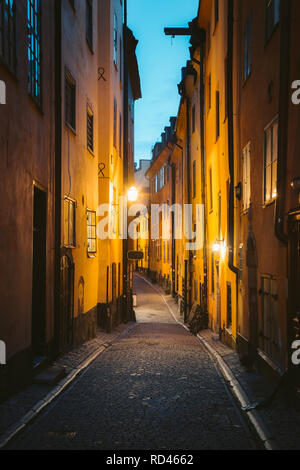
[171,162,176,297]
[227,0,239,279]
[274,0,291,246]
[199,31,208,315]
[123,0,129,320]
[54,0,62,355]
[186,97,193,319]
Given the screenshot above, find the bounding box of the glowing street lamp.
[127,186,138,202]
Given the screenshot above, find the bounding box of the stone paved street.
[6,276,259,450]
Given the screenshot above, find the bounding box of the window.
[242,143,251,210]
[0,0,16,73]
[264,118,278,204]
[119,113,122,156]
[87,210,97,254]
[214,0,219,29]
[87,104,93,152]
[27,0,41,106]
[227,283,232,327]
[218,192,221,239]
[260,276,280,365]
[113,97,117,148]
[207,23,211,52]
[64,198,76,247]
[155,174,158,193]
[216,91,220,140]
[65,71,76,130]
[119,37,123,79]
[160,166,165,189]
[209,167,213,211]
[208,74,211,110]
[193,161,196,199]
[192,104,196,133]
[86,0,93,49]
[211,253,215,293]
[113,12,118,66]
[244,11,252,81]
[265,0,280,42]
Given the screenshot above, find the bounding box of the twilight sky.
[128,0,198,162]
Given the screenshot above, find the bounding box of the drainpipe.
[227,0,239,343]
[227,0,239,279]
[171,162,176,297]
[186,97,193,318]
[199,31,208,316]
[123,0,129,321]
[274,0,291,246]
[54,0,62,356]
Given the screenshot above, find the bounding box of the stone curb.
[136,274,277,451]
[0,325,135,449]
[196,333,278,451]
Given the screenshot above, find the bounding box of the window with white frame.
[264,117,278,204]
[87,210,97,254]
[242,143,251,210]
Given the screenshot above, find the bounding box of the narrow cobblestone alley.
[6,276,259,450]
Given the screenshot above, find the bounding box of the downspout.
[227,0,239,279]
[123,0,129,321]
[186,97,193,319]
[227,0,239,343]
[171,161,176,297]
[274,0,291,246]
[54,0,62,355]
[199,31,208,316]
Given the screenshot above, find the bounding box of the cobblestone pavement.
[136,275,300,450]
[0,323,134,439]
[6,278,259,450]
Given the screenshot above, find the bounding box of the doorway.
[32,186,47,360]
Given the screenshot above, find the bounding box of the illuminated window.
[0,0,16,73]
[265,0,280,42]
[27,0,41,106]
[264,118,278,204]
[87,210,97,254]
[242,143,251,210]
